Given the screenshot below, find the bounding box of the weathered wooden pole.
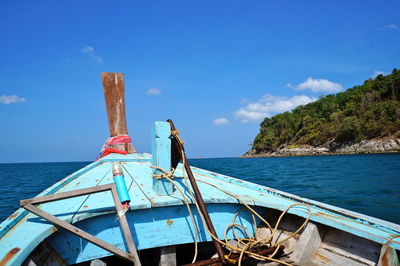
[167,119,225,265]
[101,72,135,153]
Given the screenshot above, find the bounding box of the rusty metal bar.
[167,119,225,265]
[182,257,220,266]
[182,163,225,264]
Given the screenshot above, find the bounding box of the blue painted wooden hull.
[0,153,399,265]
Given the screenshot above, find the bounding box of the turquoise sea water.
[0,153,399,224]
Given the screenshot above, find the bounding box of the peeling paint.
[7,212,19,220]
[0,247,20,265]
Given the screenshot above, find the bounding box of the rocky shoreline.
[242,138,400,157]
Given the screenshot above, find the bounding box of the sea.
[0,153,399,224]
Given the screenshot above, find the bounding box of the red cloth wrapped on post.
[97,135,132,159]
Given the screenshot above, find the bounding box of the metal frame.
[20,184,141,265]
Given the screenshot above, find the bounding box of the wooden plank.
[47,203,257,264]
[23,204,135,263]
[20,184,113,206]
[378,245,399,266]
[90,259,107,266]
[314,243,376,266]
[291,222,321,265]
[0,160,105,240]
[21,180,141,265]
[101,72,136,153]
[323,227,381,263]
[159,246,176,266]
[101,72,128,137]
[111,186,141,266]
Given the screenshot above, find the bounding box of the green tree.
[251,69,400,153]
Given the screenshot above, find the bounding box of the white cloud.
[381,24,399,30]
[146,88,162,95]
[213,118,229,126]
[373,70,386,77]
[234,94,316,123]
[234,109,267,123]
[286,83,293,89]
[81,46,103,64]
[0,95,27,105]
[293,77,343,93]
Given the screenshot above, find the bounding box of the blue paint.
[1,153,400,265]
[47,204,258,264]
[151,121,174,195]
[113,174,130,203]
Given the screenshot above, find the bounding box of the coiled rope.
[150,128,312,265]
[150,162,312,265]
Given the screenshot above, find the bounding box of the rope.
[171,129,185,145]
[154,162,312,265]
[149,164,199,263]
[196,179,312,266]
[189,176,312,266]
[152,125,312,265]
[150,166,175,179]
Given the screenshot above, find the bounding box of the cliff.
[244,138,400,157]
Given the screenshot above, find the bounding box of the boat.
[0,72,399,266]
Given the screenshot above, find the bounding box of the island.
[244,69,400,157]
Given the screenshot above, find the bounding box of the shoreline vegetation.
[244,69,400,158]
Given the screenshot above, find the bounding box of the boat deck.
[0,153,399,265]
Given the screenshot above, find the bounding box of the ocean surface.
[0,153,399,225]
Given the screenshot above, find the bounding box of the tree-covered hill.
[251,69,400,154]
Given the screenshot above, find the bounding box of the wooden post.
[152,121,174,195]
[101,72,135,153]
[167,119,225,265]
[159,246,176,266]
[291,222,321,265]
[378,245,399,266]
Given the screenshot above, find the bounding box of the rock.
[336,139,400,154]
[243,138,400,157]
[329,141,340,151]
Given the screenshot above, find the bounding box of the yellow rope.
[171,129,185,145]
[151,164,312,265]
[149,165,199,263]
[193,177,312,266]
[150,166,175,179]
[152,128,312,265]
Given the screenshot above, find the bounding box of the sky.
[0,0,399,163]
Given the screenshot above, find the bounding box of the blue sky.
[0,0,399,163]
